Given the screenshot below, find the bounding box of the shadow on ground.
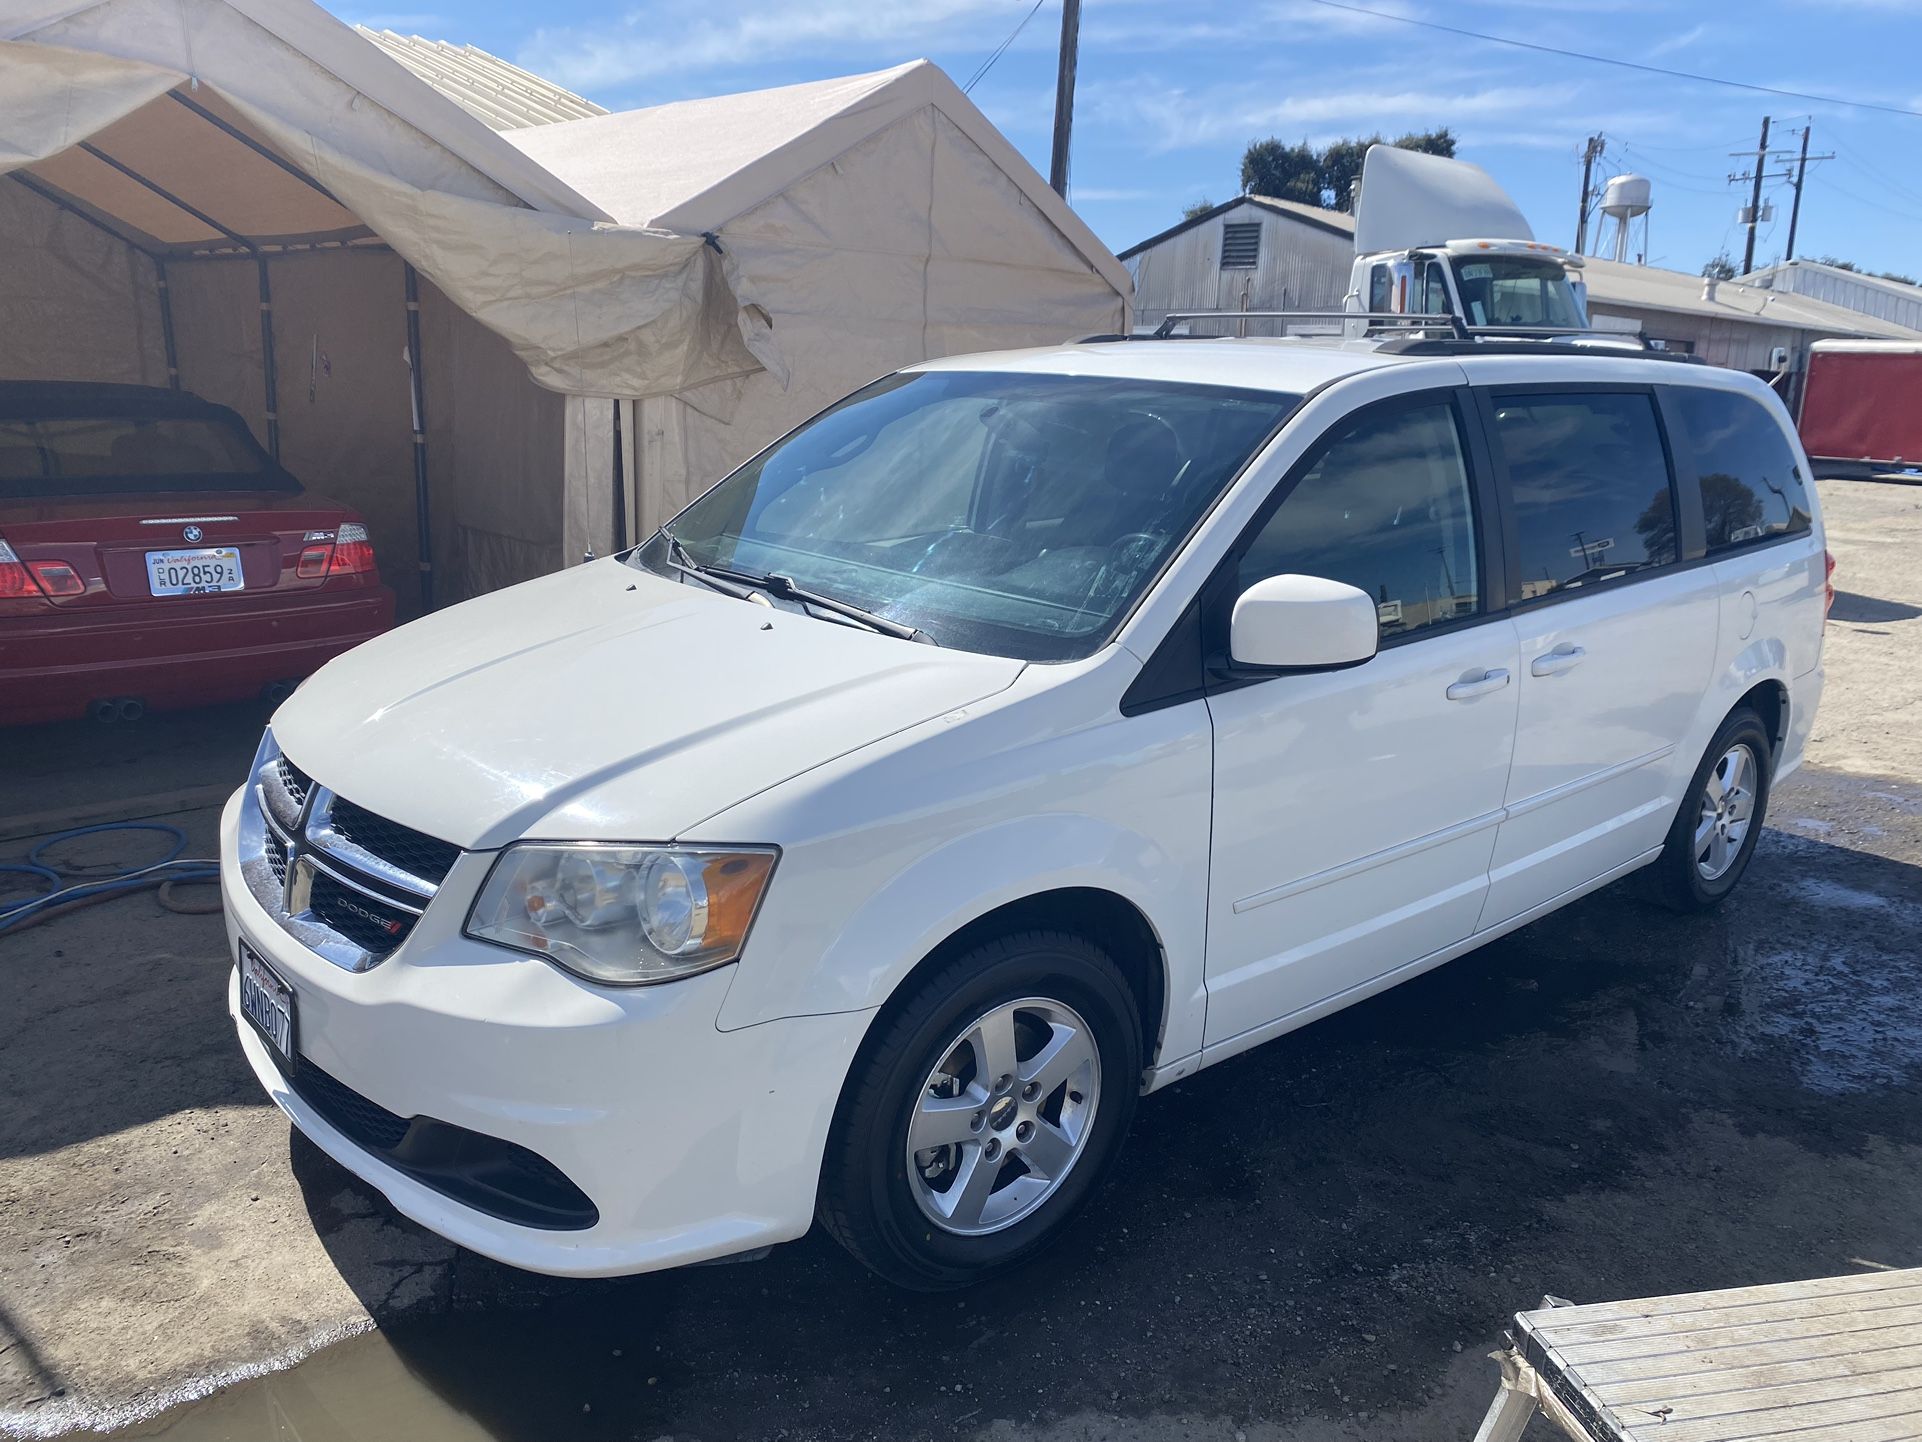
[262,765,1922,1442]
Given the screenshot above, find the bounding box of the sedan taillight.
[27,560,84,596]
[329,521,376,576]
[0,539,35,599]
[295,522,377,579]
[1824,548,1836,619]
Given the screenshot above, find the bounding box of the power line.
[963,0,1048,94]
[1297,0,1922,120]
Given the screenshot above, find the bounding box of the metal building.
[1120,196,1358,335]
[1739,259,1922,335]
[1121,197,1920,400]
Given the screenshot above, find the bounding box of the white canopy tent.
[0,7,1129,604]
[504,60,1131,544]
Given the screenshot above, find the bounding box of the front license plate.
[146,546,243,596]
[238,941,296,1067]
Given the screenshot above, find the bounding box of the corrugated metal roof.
[356,28,607,131]
[1580,256,1920,338]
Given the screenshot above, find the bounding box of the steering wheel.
[908,528,1023,577]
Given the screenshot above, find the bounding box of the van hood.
[271,559,1024,850]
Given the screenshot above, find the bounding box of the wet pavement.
[89,756,1922,1442]
[4,476,1920,1442]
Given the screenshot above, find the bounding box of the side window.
[1669,387,1813,553]
[1491,391,1677,600]
[1368,265,1392,313]
[1420,261,1453,316]
[1238,401,1480,640]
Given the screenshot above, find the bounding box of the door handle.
[1445,667,1511,701]
[1530,645,1587,678]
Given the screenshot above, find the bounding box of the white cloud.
[1646,21,1709,57]
[519,0,1018,92]
[1125,78,1578,152]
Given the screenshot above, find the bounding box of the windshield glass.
[633,370,1297,661]
[1451,256,1585,328]
[0,413,284,498]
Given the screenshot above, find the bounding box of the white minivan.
[224,336,1829,1288]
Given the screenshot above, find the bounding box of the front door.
[1203,393,1520,1052]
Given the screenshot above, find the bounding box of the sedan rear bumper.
[0,585,393,724]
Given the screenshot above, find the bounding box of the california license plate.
[238,941,296,1067]
[147,546,243,596]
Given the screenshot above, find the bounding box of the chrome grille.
[239,733,455,972]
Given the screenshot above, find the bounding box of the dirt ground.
[2,477,1918,1442]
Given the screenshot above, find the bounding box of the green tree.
[1813,254,1917,286]
[1181,197,1215,221]
[1239,138,1322,205]
[1702,253,1738,281]
[1238,129,1457,212]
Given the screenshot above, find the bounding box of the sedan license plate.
[238,941,296,1067]
[146,546,243,596]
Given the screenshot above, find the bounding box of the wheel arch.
[842,886,1172,1095]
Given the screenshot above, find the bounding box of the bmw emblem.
[182,525,203,543]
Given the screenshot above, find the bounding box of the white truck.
[1340,144,1593,338]
[1152,145,1606,344]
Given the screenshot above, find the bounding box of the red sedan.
[0,382,394,726]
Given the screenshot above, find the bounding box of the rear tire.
[1641,707,1773,912]
[818,929,1141,1290]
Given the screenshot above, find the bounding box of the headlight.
[465,844,777,986]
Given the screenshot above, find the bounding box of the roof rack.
[1149,310,1453,340]
[1094,310,1697,360]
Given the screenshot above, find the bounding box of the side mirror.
[1229,574,1379,671]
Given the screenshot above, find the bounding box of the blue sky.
[348,0,1922,280]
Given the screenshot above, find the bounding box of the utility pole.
[1574,133,1605,254]
[1048,0,1081,198]
[1741,115,1770,274]
[1783,125,1833,262]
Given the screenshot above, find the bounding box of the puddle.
[112,1330,492,1442]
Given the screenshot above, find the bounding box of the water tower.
[1599,173,1652,263]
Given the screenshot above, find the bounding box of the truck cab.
[1350,238,1590,332]
[1338,145,1599,341]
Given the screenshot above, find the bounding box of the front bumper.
[220,789,874,1277]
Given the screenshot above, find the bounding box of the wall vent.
[1220,222,1262,269]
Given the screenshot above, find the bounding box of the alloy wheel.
[1695,741,1758,881]
[905,996,1101,1236]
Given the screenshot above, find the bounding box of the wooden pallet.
[1474,1269,1922,1441]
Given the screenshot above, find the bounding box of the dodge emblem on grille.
[182,524,204,542]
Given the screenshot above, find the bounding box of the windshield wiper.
[662,530,762,603]
[660,530,934,644]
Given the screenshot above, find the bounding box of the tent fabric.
[0,0,768,398]
[504,61,1131,299]
[509,62,1131,547]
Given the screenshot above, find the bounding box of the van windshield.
[633,370,1297,661]
[1452,255,1585,328]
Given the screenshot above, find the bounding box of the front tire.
[818,930,1141,1290]
[1643,706,1773,911]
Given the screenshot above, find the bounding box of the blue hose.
[0,821,218,934]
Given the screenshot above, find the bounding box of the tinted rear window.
[1669,388,1813,553]
[1491,391,1677,601]
[0,414,286,498]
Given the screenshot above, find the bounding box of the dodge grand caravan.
[223,337,1827,1288]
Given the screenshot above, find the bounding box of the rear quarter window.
[1670,388,1813,553]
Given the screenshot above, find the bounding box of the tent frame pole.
[167,91,339,202]
[255,259,280,459]
[403,264,435,612]
[155,260,181,390]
